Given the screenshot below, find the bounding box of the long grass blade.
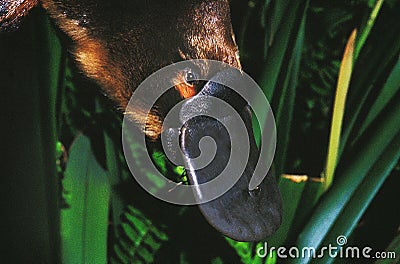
[268,0,290,46]
[322,30,357,191]
[258,0,302,100]
[352,57,400,144]
[273,5,307,175]
[354,0,384,60]
[292,97,400,263]
[340,18,400,158]
[318,132,400,263]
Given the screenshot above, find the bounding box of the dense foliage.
[1,0,399,263]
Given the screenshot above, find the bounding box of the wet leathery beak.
[178,71,282,241]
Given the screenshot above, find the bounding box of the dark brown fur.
[0,0,38,30]
[1,0,240,139]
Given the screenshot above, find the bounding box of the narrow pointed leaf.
[274,6,307,175]
[269,0,290,46]
[258,0,302,100]
[293,99,400,263]
[340,25,400,157]
[318,132,400,263]
[323,29,356,191]
[352,57,400,144]
[354,0,384,60]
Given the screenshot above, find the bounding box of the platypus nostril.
[249,186,262,198]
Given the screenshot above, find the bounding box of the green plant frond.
[293,106,400,262]
[111,205,168,264]
[375,232,400,264]
[354,0,384,60]
[322,29,357,191]
[352,57,400,144]
[61,134,111,264]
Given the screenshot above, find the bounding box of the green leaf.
[352,57,400,144]
[112,205,168,263]
[375,232,400,264]
[317,132,400,263]
[258,0,303,100]
[269,0,291,46]
[237,1,257,55]
[104,126,126,236]
[354,0,384,60]
[253,0,308,172]
[340,25,400,157]
[61,134,111,264]
[292,101,400,263]
[225,239,262,264]
[287,179,324,243]
[265,251,278,264]
[273,5,307,175]
[1,11,62,262]
[267,175,308,246]
[323,30,357,191]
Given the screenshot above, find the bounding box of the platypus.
[0,0,282,241]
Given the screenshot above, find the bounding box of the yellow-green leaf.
[323,29,357,191]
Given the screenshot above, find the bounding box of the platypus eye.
[184,68,199,86]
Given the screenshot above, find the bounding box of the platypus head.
[1,0,282,241]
